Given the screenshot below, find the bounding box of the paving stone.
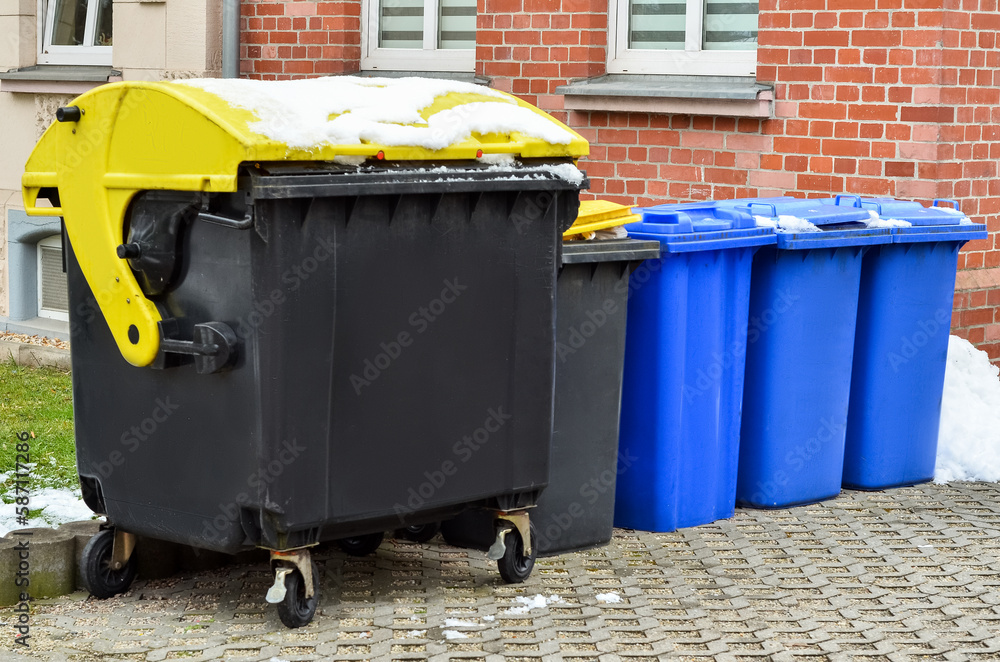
[8,483,1000,659]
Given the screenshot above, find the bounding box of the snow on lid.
[935,335,1000,483]
[865,211,912,229]
[754,214,821,233]
[176,76,576,151]
[936,206,964,215]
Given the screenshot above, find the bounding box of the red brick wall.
[241,0,361,78]
[242,0,1000,358]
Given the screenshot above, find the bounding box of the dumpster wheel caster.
[336,532,384,557]
[496,522,537,584]
[394,523,439,544]
[80,529,138,599]
[276,560,319,628]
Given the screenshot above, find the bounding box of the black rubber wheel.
[497,523,536,584]
[80,529,138,599]
[276,561,319,628]
[336,532,384,556]
[394,522,440,544]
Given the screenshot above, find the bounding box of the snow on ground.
[596,592,623,604]
[442,630,468,640]
[0,486,98,537]
[177,77,576,151]
[935,336,1000,483]
[504,594,564,615]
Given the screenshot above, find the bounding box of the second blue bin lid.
[626,204,776,254]
[713,197,892,250]
[824,195,988,245]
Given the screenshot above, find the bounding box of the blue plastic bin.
[615,204,775,532]
[833,197,988,490]
[726,199,893,508]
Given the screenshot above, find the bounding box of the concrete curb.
[0,522,269,606]
[0,340,71,371]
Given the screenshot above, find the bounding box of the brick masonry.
[240,0,1000,359]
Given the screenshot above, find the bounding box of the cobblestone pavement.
[6,481,1000,662]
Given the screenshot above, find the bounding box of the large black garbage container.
[442,202,659,556]
[22,77,590,626]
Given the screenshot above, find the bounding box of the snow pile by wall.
[935,335,1000,483]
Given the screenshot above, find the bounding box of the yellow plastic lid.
[564,200,641,239]
[22,77,589,367]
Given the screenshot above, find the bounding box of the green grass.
[0,358,77,491]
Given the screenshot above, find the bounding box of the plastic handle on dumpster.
[860,200,883,215]
[745,202,777,218]
[833,194,862,208]
[22,80,589,367]
[933,198,960,211]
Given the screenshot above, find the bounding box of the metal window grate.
[40,244,69,314]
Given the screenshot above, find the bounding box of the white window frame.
[608,0,756,76]
[361,0,475,72]
[37,234,69,322]
[37,0,113,66]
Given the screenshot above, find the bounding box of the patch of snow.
[483,615,495,622]
[935,336,1000,483]
[775,215,821,233]
[595,592,623,604]
[935,206,964,215]
[504,594,564,615]
[0,487,97,537]
[754,215,777,228]
[177,77,575,151]
[444,618,480,627]
[865,210,912,228]
[478,153,516,165]
[404,630,426,638]
[442,630,468,640]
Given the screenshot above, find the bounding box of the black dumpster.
[442,202,659,556]
[22,78,589,626]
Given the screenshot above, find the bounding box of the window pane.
[94,0,113,46]
[703,1,757,50]
[438,0,475,49]
[380,0,424,48]
[629,0,685,50]
[50,0,88,46]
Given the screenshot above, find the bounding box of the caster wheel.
[394,522,439,543]
[277,561,319,628]
[336,532,384,556]
[497,523,536,584]
[80,529,138,599]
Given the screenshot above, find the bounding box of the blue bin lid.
[715,196,873,226]
[626,204,776,253]
[822,195,988,245]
